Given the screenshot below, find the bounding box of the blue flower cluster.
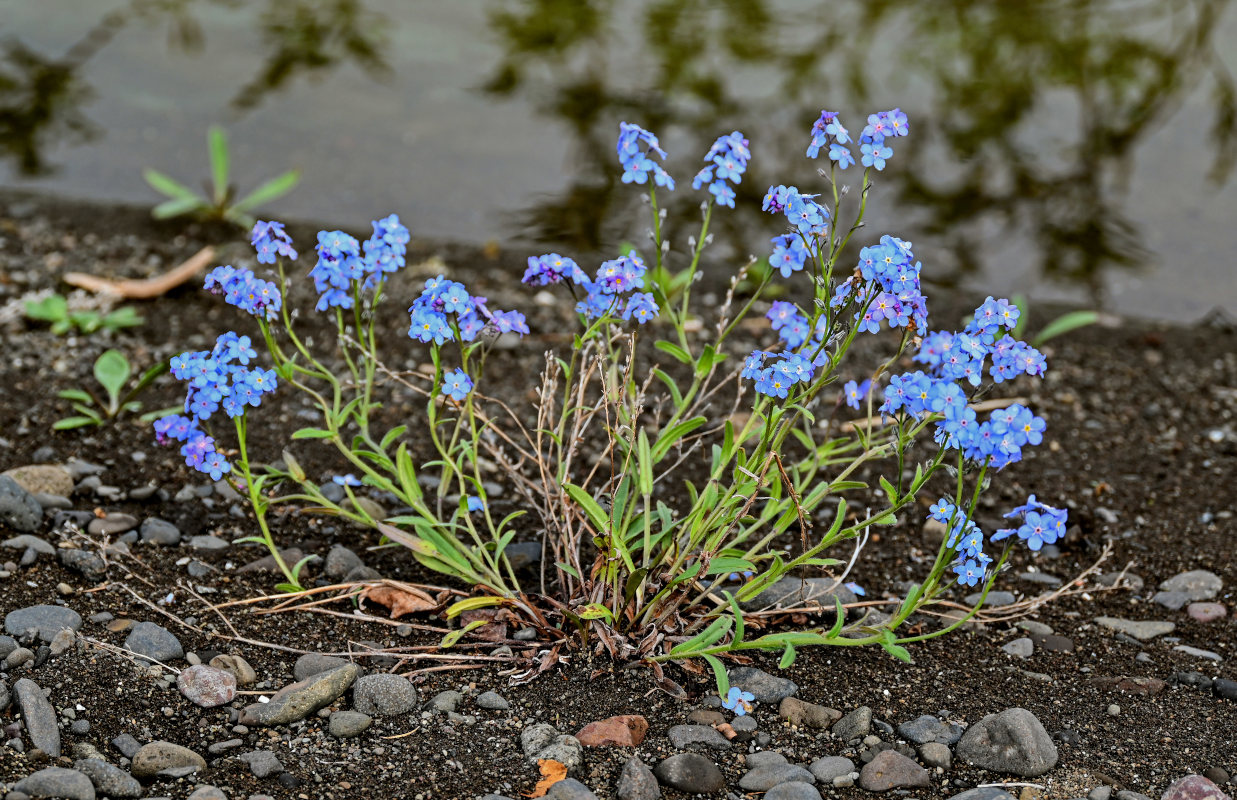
[617,122,674,190]
[760,185,831,277]
[309,214,411,310]
[743,301,835,399]
[807,109,908,171]
[523,252,659,325]
[169,331,279,421]
[927,498,993,587]
[830,235,929,337]
[153,414,230,481]
[251,221,297,264]
[992,495,1069,551]
[154,332,279,480]
[408,275,529,346]
[691,131,750,208]
[204,265,282,321]
[879,299,1048,469]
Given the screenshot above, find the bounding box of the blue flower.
[617,123,674,190]
[695,131,749,207]
[251,220,297,264]
[523,253,587,286]
[860,141,893,171]
[622,292,659,324]
[829,143,855,169]
[332,474,362,487]
[722,686,755,716]
[441,368,474,402]
[843,379,871,410]
[204,266,282,320]
[466,496,485,513]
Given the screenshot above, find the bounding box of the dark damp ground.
[0,191,1234,799]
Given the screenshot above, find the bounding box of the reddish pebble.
[1187,603,1227,623]
[575,714,648,747]
[1160,774,1232,800]
[177,664,238,708]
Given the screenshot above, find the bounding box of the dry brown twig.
[64,245,216,298]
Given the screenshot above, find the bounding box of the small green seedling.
[1011,294,1100,346]
[143,125,300,228]
[25,294,144,335]
[55,350,178,430]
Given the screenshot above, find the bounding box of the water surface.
[3,0,1235,320]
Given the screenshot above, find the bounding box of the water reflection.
[0,0,390,174]
[1,0,1233,312]
[483,0,1236,304]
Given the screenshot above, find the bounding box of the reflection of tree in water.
[483,0,1237,302]
[0,0,390,175]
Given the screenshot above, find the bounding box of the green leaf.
[274,581,306,593]
[669,614,733,655]
[555,561,580,580]
[142,168,199,200]
[652,416,706,461]
[53,416,101,430]
[57,388,94,404]
[879,633,913,664]
[102,306,144,330]
[380,425,407,451]
[879,475,898,506]
[636,430,653,497]
[826,596,847,638]
[208,126,229,205]
[724,591,745,645]
[1032,310,1100,346]
[702,653,729,698]
[651,368,683,407]
[287,554,319,582]
[829,480,868,492]
[281,450,306,482]
[445,596,508,618]
[138,404,183,422]
[70,311,102,333]
[93,350,131,406]
[563,483,610,534]
[231,169,301,212]
[576,603,615,623]
[654,340,692,364]
[779,643,797,669]
[291,427,335,440]
[24,295,68,322]
[152,196,206,220]
[623,568,648,604]
[440,619,488,649]
[703,557,755,576]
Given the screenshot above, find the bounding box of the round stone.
[177,665,238,708]
[352,673,418,716]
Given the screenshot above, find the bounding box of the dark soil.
[1,191,1235,800]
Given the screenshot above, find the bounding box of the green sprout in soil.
[24,293,144,335]
[55,349,178,431]
[143,125,300,229]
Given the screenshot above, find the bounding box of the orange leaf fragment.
[360,584,436,618]
[524,759,567,797]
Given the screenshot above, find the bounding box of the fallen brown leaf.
[524,759,567,797]
[715,722,737,740]
[360,584,436,618]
